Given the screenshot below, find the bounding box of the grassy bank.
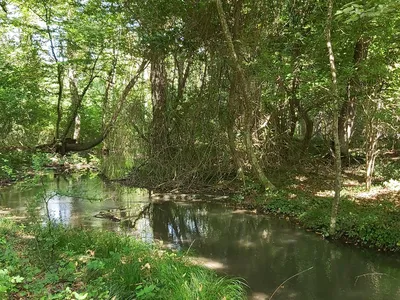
[0,220,245,299]
[247,190,400,252]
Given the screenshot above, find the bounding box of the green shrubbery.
[375,158,400,181]
[0,220,245,299]
[0,151,100,184]
[0,151,51,182]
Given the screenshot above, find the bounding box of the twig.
[354,272,394,286]
[185,239,196,255]
[270,266,314,299]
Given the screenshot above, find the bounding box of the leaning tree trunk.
[58,60,148,154]
[326,0,342,235]
[215,0,275,190]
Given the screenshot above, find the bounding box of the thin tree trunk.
[150,56,168,155]
[175,55,192,101]
[338,38,370,160]
[365,96,382,190]
[68,62,80,141]
[55,64,63,140]
[326,0,342,235]
[62,55,99,141]
[227,75,245,181]
[215,0,275,190]
[301,111,314,153]
[102,53,118,153]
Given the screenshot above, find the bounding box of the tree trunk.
[227,75,245,181]
[73,114,80,141]
[102,53,118,153]
[215,0,275,190]
[62,56,98,141]
[55,64,63,140]
[45,6,63,141]
[150,56,168,155]
[51,60,148,155]
[301,111,314,153]
[326,0,342,235]
[338,38,370,160]
[365,96,382,190]
[175,55,192,101]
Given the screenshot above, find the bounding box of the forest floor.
[268,152,400,207]
[240,152,400,251]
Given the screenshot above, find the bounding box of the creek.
[1,174,399,300]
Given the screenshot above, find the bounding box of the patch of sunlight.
[343,179,360,187]
[20,234,35,240]
[249,292,268,299]
[214,195,230,200]
[295,175,308,182]
[279,238,298,244]
[315,190,334,197]
[152,193,199,201]
[355,186,387,199]
[384,179,400,192]
[233,209,257,214]
[0,209,11,215]
[348,180,400,203]
[237,239,256,248]
[261,229,270,240]
[1,214,26,221]
[189,256,227,271]
[251,290,298,299]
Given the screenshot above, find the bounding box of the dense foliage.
[1,0,399,237]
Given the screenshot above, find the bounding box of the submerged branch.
[270,266,314,299]
[354,272,395,286]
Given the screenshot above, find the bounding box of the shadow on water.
[1,175,400,300]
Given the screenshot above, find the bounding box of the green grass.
[0,220,245,299]
[255,191,400,251]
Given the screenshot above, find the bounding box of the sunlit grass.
[0,219,246,299]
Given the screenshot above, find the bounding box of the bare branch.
[270,267,314,299]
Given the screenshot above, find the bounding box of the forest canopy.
[0,0,399,192]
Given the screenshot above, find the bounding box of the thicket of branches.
[1,0,399,191]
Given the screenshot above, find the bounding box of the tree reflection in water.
[1,178,400,300]
[146,201,400,300]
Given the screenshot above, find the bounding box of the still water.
[1,174,400,300]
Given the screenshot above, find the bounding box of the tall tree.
[326,0,342,235]
[215,0,275,190]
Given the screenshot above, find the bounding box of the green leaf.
[11,275,24,283]
[72,292,88,300]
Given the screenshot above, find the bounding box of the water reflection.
[47,195,73,224]
[1,176,400,300]
[146,202,400,300]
